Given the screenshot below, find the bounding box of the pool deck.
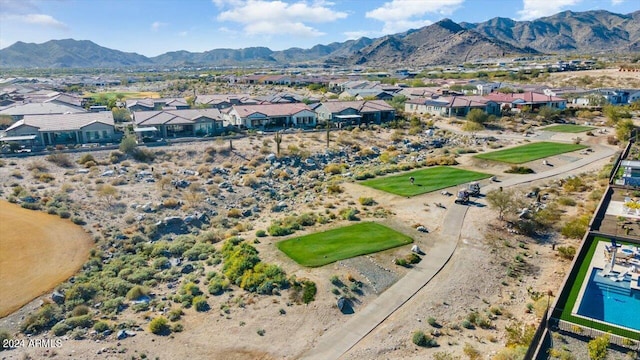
[572,241,640,332]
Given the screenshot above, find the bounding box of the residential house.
[195,94,258,109]
[405,96,500,117]
[0,102,87,121]
[225,103,317,129]
[2,112,116,147]
[260,75,292,86]
[484,92,566,111]
[133,109,224,138]
[315,100,395,125]
[629,90,640,104]
[339,88,394,101]
[126,98,189,112]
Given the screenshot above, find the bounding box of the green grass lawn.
[361,166,491,197]
[542,125,596,133]
[473,142,587,164]
[277,222,412,267]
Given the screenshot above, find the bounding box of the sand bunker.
[0,201,92,317]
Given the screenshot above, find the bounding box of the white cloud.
[611,0,625,5]
[366,0,463,34]
[0,0,68,31]
[151,21,167,32]
[22,14,68,29]
[517,0,583,20]
[216,0,347,36]
[178,31,189,37]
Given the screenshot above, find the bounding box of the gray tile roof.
[7,112,114,132]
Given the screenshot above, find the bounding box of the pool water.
[577,268,640,331]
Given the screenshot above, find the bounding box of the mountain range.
[1,9,638,69]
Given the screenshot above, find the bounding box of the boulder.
[51,291,65,304]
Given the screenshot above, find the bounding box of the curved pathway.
[301,144,617,360]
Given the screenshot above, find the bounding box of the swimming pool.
[576,268,640,331]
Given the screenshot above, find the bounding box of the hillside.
[462,10,640,53]
[1,10,638,68]
[349,19,535,66]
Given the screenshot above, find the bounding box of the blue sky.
[0,0,638,56]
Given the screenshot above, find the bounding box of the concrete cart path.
[301,145,617,360]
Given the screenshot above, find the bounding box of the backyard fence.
[553,318,640,351]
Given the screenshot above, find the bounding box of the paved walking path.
[301,144,617,360]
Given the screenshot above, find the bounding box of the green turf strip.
[361,166,491,197]
[277,222,412,267]
[473,141,587,164]
[542,125,595,133]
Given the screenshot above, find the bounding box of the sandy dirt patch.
[0,200,93,317]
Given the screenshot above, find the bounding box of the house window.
[102,130,108,139]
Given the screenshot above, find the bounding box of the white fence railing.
[555,319,640,351]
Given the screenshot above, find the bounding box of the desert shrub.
[46,152,74,168]
[65,283,98,305]
[327,183,343,194]
[428,317,439,327]
[324,163,344,175]
[561,215,590,239]
[227,208,242,218]
[162,198,180,208]
[101,297,125,314]
[302,281,317,304]
[132,148,155,162]
[192,296,209,312]
[71,216,85,225]
[26,160,48,172]
[563,177,586,192]
[109,150,125,163]
[93,321,110,332]
[149,316,170,335]
[412,330,437,347]
[505,166,534,174]
[0,329,11,350]
[395,258,409,267]
[167,308,183,321]
[339,207,359,221]
[405,253,421,264]
[255,229,267,237]
[463,343,481,360]
[172,323,184,332]
[183,242,215,261]
[21,303,63,334]
[267,224,293,236]
[77,154,95,165]
[52,322,72,336]
[588,334,610,360]
[36,172,55,183]
[358,197,376,206]
[505,320,535,347]
[71,305,90,317]
[208,278,230,295]
[557,197,577,206]
[126,285,148,300]
[21,202,41,210]
[65,314,93,329]
[557,246,577,260]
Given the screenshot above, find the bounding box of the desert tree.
[97,184,118,206]
[119,136,137,154]
[485,188,522,221]
[615,118,635,142]
[466,109,490,124]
